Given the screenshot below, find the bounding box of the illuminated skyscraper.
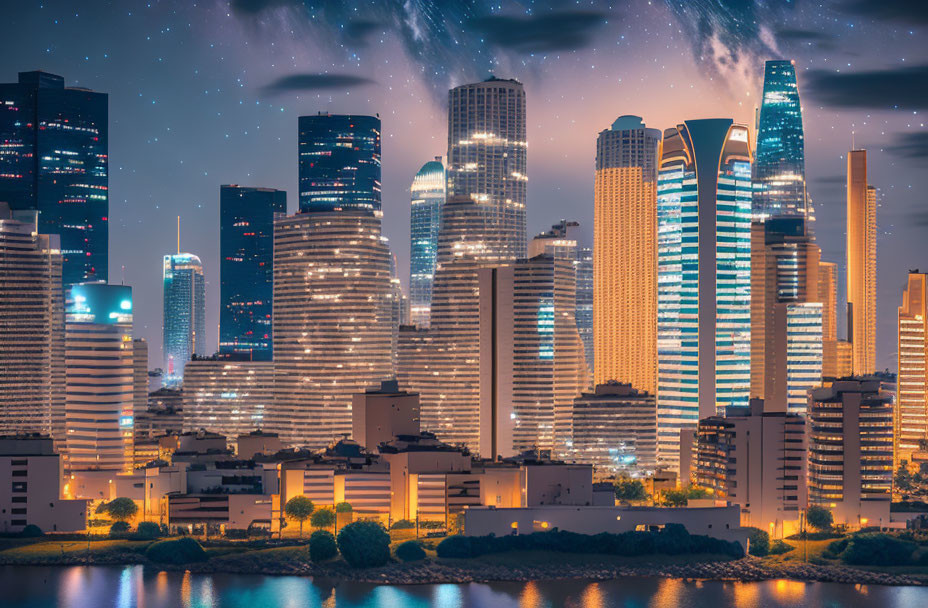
[0,71,108,287]
[593,116,661,394]
[656,119,752,469]
[65,283,134,472]
[819,260,840,377]
[846,149,877,376]
[162,252,206,385]
[183,356,273,442]
[298,113,381,214]
[896,271,928,468]
[447,77,527,260]
[271,211,392,448]
[219,185,286,361]
[408,157,445,328]
[0,204,64,438]
[753,60,808,220]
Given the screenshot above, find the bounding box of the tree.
[104,497,138,522]
[895,463,913,491]
[806,505,834,532]
[662,488,688,507]
[336,521,390,568]
[311,507,336,530]
[284,496,315,538]
[745,527,770,557]
[335,501,353,513]
[614,478,648,503]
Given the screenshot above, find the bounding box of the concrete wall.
[1,454,87,533]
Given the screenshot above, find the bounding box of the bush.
[134,521,162,540]
[336,521,391,568]
[145,537,208,565]
[745,527,770,557]
[614,479,648,502]
[309,530,338,562]
[395,540,427,562]
[19,524,43,538]
[769,539,792,555]
[104,497,139,522]
[822,537,849,559]
[109,521,131,537]
[391,519,416,530]
[842,534,917,566]
[436,535,473,558]
[806,506,834,532]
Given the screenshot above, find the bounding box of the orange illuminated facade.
[896,271,928,468]
[846,149,876,376]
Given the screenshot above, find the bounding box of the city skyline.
[0,3,922,371]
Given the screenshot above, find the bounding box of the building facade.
[0,71,108,287]
[656,119,753,469]
[593,116,662,394]
[298,113,381,214]
[182,357,273,442]
[846,149,877,376]
[896,271,928,468]
[408,157,445,328]
[219,185,286,361]
[162,253,206,385]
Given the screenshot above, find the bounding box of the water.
[2,565,926,608]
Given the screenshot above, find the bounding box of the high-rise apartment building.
[132,338,148,423]
[819,260,841,378]
[271,211,392,448]
[0,71,108,286]
[65,283,134,472]
[656,119,753,469]
[846,149,877,376]
[0,204,64,438]
[408,157,445,328]
[753,60,808,220]
[162,253,206,385]
[219,185,286,361]
[749,217,822,413]
[182,357,273,442]
[896,271,928,468]
[298,113,381,214]
[808,377,893,526]
[593,116,661,394]
[446,77,527,260]
[576,247,594,375]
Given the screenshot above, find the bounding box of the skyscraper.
[447,77,527,260]
[183,356,274,442]
[0,204,64,438]
[298,113,381,214]
[656,119,753,469]
[65,283,134,472]
[162,252,206,385]
[819,260,840,377]
[271,211,392,448]
[0,71,108,287]
[593,116,661,393]
[409,157,445,328]
[896,271,928,468]
[846,149,877,376]
[753,60,808,220]
[219,185,286,361]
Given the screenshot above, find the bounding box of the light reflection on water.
[2,564,926,608]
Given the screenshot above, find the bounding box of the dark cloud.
[261,73,376,94]
[839,0,928,24]
[886,132,928,160]
[813,174,846,185]
[910,211,928,227]
[804,65,928,110]
[344,20,383,47]
[229,0,291,15]
[465,11,607,53]
[775,28,836,49]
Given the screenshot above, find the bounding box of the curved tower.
[162,253,206,385]
[408,157,445,328]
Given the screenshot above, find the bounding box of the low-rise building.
[352,380,420,451]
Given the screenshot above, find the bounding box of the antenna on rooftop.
[176,215,181,254]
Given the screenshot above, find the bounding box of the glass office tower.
[408,157,445,328]
[219,185,286,361]
[656,119,753,469]
[0,71,108,286]
[162,253,206,385]
[753,60,807,220]
[298,113,381,214]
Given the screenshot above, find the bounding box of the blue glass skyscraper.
[753,60,807,220]
[656,119,753,469]
[408,157,445,328]
[0,71,108,286]
[163,253,206,385]
[298,113,381,214]
[219,185,286,361]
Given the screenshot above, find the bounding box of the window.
[11,470,27,477]
[12,482,26,493]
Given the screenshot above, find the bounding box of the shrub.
[436,535,473,558]
[614,479,648,502]
[822,537,849,559]
[806,506,833,532]
[336,521,391,568]
[145,537,208,565]
[19,524,43,538]
[769,539,792,555]
[391,519,416,530]
[104,497,139,522]
[134,521,162,540]
[109,521,131,537]
[842,534,917,566]
[395,540,427,562]
[309,530,338,562]
[745,527,770,557]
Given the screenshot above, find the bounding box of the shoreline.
[1,553,925,587]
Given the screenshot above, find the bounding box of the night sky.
[3,1,925,372]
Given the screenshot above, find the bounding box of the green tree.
[336,521,390,568]
[285,496,315,538]
[614,478,648,503]
[335,501,353,513]
[687,486,710,500]
[806,505,834,532]
[310,507,336,530]
[662,488,688,507]
[745,527,770,557]
[895,463,913,491]
[104,497,138,522]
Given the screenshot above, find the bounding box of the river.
[2,565,926,607]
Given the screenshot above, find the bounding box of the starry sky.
[3,0,926,372]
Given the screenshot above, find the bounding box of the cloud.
[344,20,382,47]
[839,0,928,24]
[229,0,291,15]
[465,11,607,53]
[775,28,836,49]
[804,65,928,110]
[261,73,376,94]
[812,174,846,186]
[886,132,928,160]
